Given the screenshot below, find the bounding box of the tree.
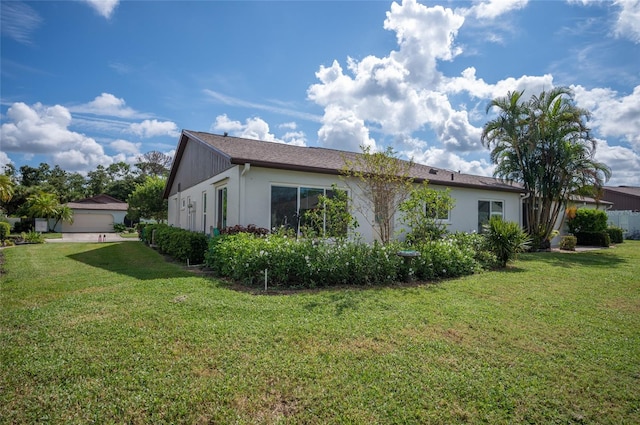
[398,182,454,244]
[87,165,109,196]
[0,174,15,204]
[341,145,414,244]
[482,87,611,249]
[136,151,172,178]
[302,184,357,240]
[19,164,50,187]
[25,192,72,231]
[127,176,168,222]
[51,205,74,231]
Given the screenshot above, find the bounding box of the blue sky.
[1,0,639,186]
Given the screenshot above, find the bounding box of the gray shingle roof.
[67,194,128,211]
[184,130,524,194]
[603,186,640,198]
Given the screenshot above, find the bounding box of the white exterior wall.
[168,166,240,234]
[169,165,524,243]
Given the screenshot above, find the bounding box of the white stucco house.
[163,130,529,243]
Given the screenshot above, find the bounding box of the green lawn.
[1,241,639,424]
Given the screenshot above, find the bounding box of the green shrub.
[206,233,406,287]
[0,222,10,242]
[205,233,485,288]
[606,227,624,244]
[448,232,499,270]
[22,231,45,244]
[575,231,610,247]
[559,235,577,251]
[156,225,208,264]
[142,224,208,264]
[567,208,608,234]
[12,220,33,233]
[410,239,481,281]
[484,217,530,267]
[113,223,127,233]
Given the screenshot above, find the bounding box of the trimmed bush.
[205,233,485,289]
[606,227,624,244]
[567,208,608,234]
[559,235,577,251]
[0,222,10,243]
[575,231,610,247]
[142,224,208,264]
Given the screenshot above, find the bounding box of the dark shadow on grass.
[67,242,194,280]
[519,248,627,269]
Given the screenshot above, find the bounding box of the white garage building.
[55,194,128,233]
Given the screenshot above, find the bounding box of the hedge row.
[141,223,208,264]
[575,231,611,247]
[204,233,495,288]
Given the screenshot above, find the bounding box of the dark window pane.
[271,186,298,230]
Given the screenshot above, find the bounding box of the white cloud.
[403,141,496,177]
[614,0,640,43]
[316,105,376,151]
[211,114,307,146]
[466,0,529,19]
[129,119,180,138]
[0,1,42,45]
[0,151,12,170]
[70,93,141,118]
[110,139,141,155]
[204,89,321,123]
[83,0,119,19]
[0,102,113,172]
[442,67,555,100]
[572,84,640,151]
[593,139,640,186]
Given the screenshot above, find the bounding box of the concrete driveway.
[45,233,138,243]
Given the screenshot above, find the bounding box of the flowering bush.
[206,233,406,287]
[205,232,488,288]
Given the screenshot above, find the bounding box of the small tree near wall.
[341,146,414,245]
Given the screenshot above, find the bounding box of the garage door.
[62,213,114,233]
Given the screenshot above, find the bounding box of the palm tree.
[51,205,74,231]
[0,174,15,203]
[482,87,611,249]
[26,192,63,231]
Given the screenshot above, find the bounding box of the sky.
[1,0,639,186]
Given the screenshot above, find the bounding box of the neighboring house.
[601,186,640,236]
[601,186,640,211]
[53,194,128,233]
[163,130,526,243]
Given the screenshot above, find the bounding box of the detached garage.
[57,194,128,233]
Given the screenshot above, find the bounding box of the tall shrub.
[484,217,530,267]
[567,208,608,234]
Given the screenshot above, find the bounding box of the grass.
[1,241,639,424]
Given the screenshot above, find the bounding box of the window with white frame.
[270,185,348,236]
[202,191,207,233]
[216,186,227,230]
[478,200,503,232]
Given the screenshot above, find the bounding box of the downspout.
[520,192,531,230]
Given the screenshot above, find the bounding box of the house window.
[478,200,503,232]
[270,185,348,236]
[216,187,227,230]
[271,186,298,230]
[202,191,207,233]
